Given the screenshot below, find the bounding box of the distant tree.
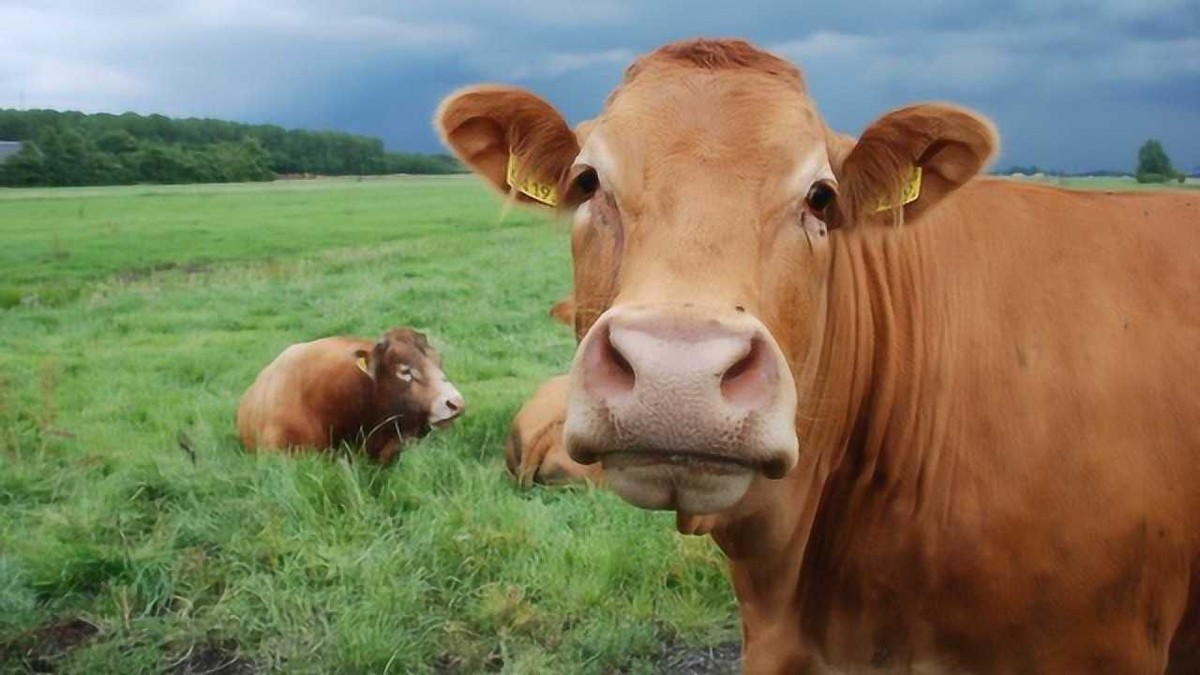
[1135,139,1177,183]
[0,108,465,186]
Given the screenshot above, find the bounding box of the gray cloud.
[1,0,1196,171]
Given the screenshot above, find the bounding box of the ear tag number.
[507,154,559,206]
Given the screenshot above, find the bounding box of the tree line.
[0,109,463,187]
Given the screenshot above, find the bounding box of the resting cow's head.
[505,375,603,487]
[356,327,465,435]
[438,39,995,515]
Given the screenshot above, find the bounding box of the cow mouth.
[583,448,766,514]
[601,449,756,473]
[579,446,790,480]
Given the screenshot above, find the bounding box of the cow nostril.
[720,338,770,405]
[605,333,635,381]
[585,324,636,397]
[446,399,460,412]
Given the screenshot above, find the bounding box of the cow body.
[438,39,1199,673]
[237,328,464,463]
[721,180,1200,673]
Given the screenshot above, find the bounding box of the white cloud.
[507,48,637,80]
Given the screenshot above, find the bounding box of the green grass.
[0,176,736,673]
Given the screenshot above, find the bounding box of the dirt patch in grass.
[115,261,212,283]
[433,649,504,674]
[164,636,255,675]
[0,617,100,672]
[654,640,741,675]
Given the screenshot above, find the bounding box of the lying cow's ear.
[370,338,390,378]
[549,295,574,327]
[837,104,997,226]
[353,349,374,379]
[435,85,580,208]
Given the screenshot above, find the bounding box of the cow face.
[357,327,465,435]
[438,39,994,515]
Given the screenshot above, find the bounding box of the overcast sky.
[2,0,1197,172]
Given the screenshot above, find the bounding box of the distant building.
[0,141,22,162]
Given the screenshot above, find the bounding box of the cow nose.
[564,306,799,513]
[430,384,465,426]
[586,320,776,410]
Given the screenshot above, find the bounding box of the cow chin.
[601,453,756,514]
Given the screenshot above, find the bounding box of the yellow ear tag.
[875,166,923,212]
[355,357,371,376]
[506,154,559,206]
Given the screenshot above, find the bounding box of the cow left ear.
[836,103,998,226]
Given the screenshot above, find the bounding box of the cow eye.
[563,164,600,207]
[397,366,416,383]
[804,180,837,219]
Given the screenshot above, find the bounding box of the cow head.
[505,375,603,487]
[438,39,995,515]
[356,327,465,436]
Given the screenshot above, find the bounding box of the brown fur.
[437,37,1200,673]
[548,294,574,326]
[236,327,455,464]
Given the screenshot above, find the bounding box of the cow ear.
[353,349,374,379]
[837,104,997,226]
[370,338,390,377]
[435,85,580,209]
[549,294,574,327]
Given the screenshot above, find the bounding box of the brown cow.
[506,374,602,487]
[438,39,1200,673]
[237,327,464,464]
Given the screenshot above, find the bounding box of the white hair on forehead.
[574,127,617,180]
[785,141,834,194]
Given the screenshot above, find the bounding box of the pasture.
[0,176,735,673]
[1,174,1194,673]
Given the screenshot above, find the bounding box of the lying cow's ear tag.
[875,166,922,213]
[506,154,559,207]
[355,356,373,378]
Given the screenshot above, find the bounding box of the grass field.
[2,174,1194,674]
[0,176,737,674]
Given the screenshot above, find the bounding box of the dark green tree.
[1135,139,1177,183]
[0,108,465,186]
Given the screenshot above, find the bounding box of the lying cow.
[438,38,1200,673]
[237,327,464,463]
[503,294,602,487]
[506,375,601,487]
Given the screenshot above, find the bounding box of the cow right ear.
[435,85,580,208]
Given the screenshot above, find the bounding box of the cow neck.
[714,223,950,645]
